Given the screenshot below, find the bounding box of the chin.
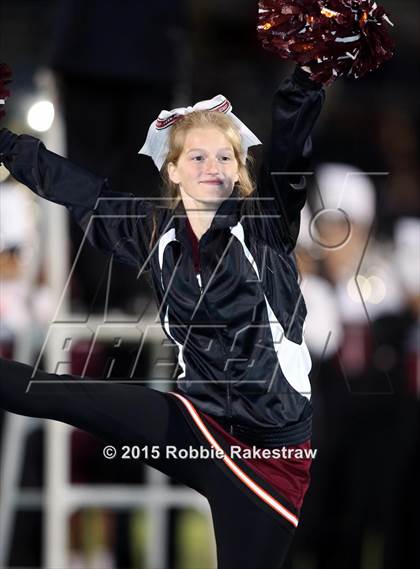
[181,185,233,208]
[198,191,230,205]
[199,185,232,197]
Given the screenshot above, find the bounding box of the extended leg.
[0,358,207,493]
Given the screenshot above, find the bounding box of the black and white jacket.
[0,67,325,446]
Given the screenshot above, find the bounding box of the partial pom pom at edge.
[0,63,12,120]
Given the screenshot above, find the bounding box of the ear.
[167,162,180,185]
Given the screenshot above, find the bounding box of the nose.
[204,157,220,175]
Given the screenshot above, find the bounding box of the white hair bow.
[138,94,262,170]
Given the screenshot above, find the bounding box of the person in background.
[290,163,417,568]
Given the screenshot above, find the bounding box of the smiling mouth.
[201,180,223,185]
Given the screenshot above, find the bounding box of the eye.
[220,155,232,161]
[191,155,204,161]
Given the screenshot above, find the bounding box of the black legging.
[0,357,295,569]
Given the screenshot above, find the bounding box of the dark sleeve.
[257,66,326,252]
[0,129,156,269]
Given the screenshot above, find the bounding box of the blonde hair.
[149,110,256,249]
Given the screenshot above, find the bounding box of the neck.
[186,211,214,241]
[179,190,231,241]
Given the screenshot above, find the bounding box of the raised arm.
[0,129,156,269]
[257,66,325,252]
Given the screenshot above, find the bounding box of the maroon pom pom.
[257,0,395,85]
[0,63,12,120]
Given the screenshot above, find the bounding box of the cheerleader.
[0,2,394,566]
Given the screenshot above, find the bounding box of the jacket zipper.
[197,242,234,434]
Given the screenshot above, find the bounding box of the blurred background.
[0,0,419,568]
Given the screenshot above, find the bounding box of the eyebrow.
[186,147,234,153]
